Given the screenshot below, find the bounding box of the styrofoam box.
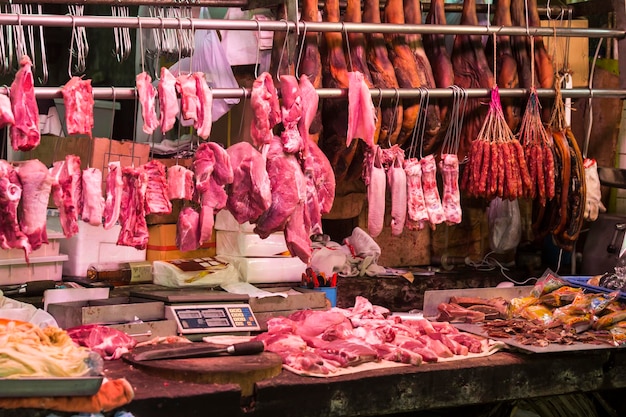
[0,231,63,260]
[215,210,255,233]
[57,222,147,277]
[221,255,306,284]
[216,231,289,257]
[0,254,68,285]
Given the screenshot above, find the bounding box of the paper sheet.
[220,282,291,299]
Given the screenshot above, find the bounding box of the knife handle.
[227,341,265,355]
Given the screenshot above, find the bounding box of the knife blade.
[132,340,265,361]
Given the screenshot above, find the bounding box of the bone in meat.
[17,159,53,250]
[193,72,213,140]
[387,154,407,236]
[176,206,200,252]
[420,154,445,227]
[158,67,179,133]
[49,155,82,238]
[347,71,376,149]
[167,165,195,201]
[10,56,40,151]
[117,166,149,250]
[280,75,305,154]
[0,161,31,260]
[404,158,429,230]
[250,72,281,148]
[143,160,172,215]
[136,72,159,135]
[103,161,123,230]
[62,76,95,137]
[367,147,386,238]
[0,94,15,128]
[81,167,104,226]
[440,154,462,225]
[176,74,199,124]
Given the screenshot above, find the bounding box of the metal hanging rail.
[1,86,625,100]
[0,13,622,39]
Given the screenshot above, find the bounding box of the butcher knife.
[132,340,265,361]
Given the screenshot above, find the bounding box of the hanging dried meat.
[298,0,323,143]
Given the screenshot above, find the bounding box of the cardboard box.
[147,224,216,261]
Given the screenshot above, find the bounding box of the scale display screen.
[165,303,260,334]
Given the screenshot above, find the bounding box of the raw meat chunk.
[193,72,213,140]
[10,56,40,151]
[82,167,104,226]
[250,72,281,147]
[103,161,123,230]
[136,72,159,135]
[17,159,54,250]
[143,160,172,215]
[176,206,200,252]
[0,94,15,128]
[117,166,149,250]
[49,155,82,238]
[0,161,31,260]
[159,67,179,133]
[167,165,194,201]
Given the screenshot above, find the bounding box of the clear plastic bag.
[487,197,521,254]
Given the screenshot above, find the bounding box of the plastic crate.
[0,254,68,285]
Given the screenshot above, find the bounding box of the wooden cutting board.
[123,343,283,396]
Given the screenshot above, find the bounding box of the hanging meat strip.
[167,165,194,201]
[143,160,172,215]
[527,0,555,123]
[280,75,305,154]
[193,72,213,140]
[440,154,462,225]
[250,72,281,148]
[451,0,494,160]
[367,147,385,238]
[17,159,54,251]
[158,67,179,133]
[347,71,376,149]
[0,161,30,260]
[404,158,429,231]
[387,154,407,236]
[136,72,159,136]
[103,161,123,230]
[403,0,441,153]
[0,95,14,128]
[176,74,199,125]
[486,0,521,132]
[49,155,82,238]
[10,56,40,151]
[420,154,446,227]
[81,167,104,226]
[117,166,149,250]
[363,0,402,147]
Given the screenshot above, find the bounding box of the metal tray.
[0,376,103,397]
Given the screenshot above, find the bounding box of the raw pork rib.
[193,72,213,140]
[136,72,159,135]
[81,168,104,226]
[420,154,445,227]
[254,136,306,239]
[440,154,462,224]
[167,165,194,201]
[279,75,304,154]
[0,161,31,259]
[225,142,271,224]
[250,72,281,148]
[49,155,82,238]
[10,56,40,151]
[17,159,54,250]
[62,76,95,137]
[0,94,15,128]
[176,206,200,252]
[404,158,429,230]
[176,74,199,124]
[387,155,407,236]
[367,147,385,238]
[103,161,123,230]
[142,160,172,215]
[346,71,376,148]
[117,166,149,249]
[158,67,179,133]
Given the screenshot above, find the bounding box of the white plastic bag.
[487,197,521,253]
[152,257,240,288]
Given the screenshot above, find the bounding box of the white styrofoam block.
[216,231,289,257]
[0,254,68,285]
[222,255,306,284]
[214,210,255,233]
[58,222,146,277]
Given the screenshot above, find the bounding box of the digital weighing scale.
[130,289,261,339]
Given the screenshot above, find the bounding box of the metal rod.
[0,13,622,39]
[2,86,624,100]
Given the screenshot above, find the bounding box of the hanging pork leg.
[527,0,555,123]
[298,0,323,143]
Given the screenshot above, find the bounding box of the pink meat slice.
[158,67,179,133]
[346,71,376,148]
[136,72,159,135]
[0,161,31,260]
[62,76,94,137]
[367,147,385,238]
[17,159,54,250]
[193,72,213,140]
[176,74,199,124]
[297,74,319,143]
[284,201,312,264]
[250,72,281,148]
[167,165,194,201]
[279,75,304,154]
[0,94,15,128]
[440,153,462,224]
[10,56,40,151]
[206,142,233,186]
[142,160,172,215]
[387,154,407,236]
[81,167,104,226]
[420,154,446,226]
[404,158,429,230]
[117,166,149,250]
[225,142,271,224]
[103,161,123,230]
[176,206,200,252]
[49,155,82,238]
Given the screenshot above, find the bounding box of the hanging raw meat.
[103,161,123,230]
[143,160,172,215]
[117,166,149,250]
[136,72,159,136]
[280,75,305,154]
[298,75,320,145]
[49,155,82,238]
[226,142,271,225]
[387,154,407,236]
[347,71,377,149]
[485,0,521,132]
[167,165,195,201]
[440,154,462,225]
[0,161,31,259]
[62,76,95,137]
[298,0,323,144]
[363,0,403,147]
[284,200,312,264]
[176,206,201,252]
[319,0,354,182]
[250,72,281,148]
[0,94,15,128]
[367,147,385,238]
[176,74,199,125]
[527,0,555,122]
[193,72,213,140]
[404,158,429,231]
[17,159,54,250]
[403,0,441,152]
[10,56,40,151]
[158,67,179,133]
[420,154,446,227]
[451,0,494,160]
[81,167,104,226]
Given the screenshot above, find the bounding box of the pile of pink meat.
[254,296,489,375]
